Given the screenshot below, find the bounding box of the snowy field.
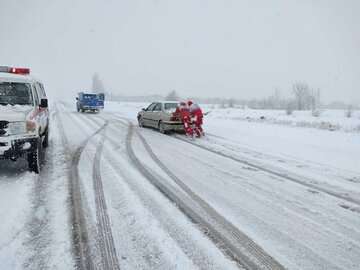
[0,100,359,270]
[203,106,360,133]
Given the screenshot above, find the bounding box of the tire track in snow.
[206,132,359,176]
[22,151,51,270]
[55,103,102,270]
[97,120,239,269]
[82,114,342,270]
[121,121,285,270]
[60,104,121,269]
[173,135,360,207]
[81,112,360,269]
[130,121,360,269]
[92,128,121,270]
[204,133,360,197]
[94,115,284,269]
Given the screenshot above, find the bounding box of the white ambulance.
[0,66,49,173]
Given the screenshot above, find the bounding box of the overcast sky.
[0,0,359,103]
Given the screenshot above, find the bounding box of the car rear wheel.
[159,121,167,134]
[28,139,42,174]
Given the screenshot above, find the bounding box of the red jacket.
[175,105,191,121]
[189,103,203,118]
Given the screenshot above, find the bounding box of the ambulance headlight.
[8,121,27,135]
[26,120,36,133]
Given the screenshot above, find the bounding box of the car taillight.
[170,113,179,121]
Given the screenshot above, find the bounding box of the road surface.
[0,101,359,270]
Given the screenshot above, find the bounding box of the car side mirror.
[40,98,48,108]
[142,108,146,111]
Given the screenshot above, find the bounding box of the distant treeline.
[92,74,358,111]
[107,95,358,111]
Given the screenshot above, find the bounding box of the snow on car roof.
[154,101,180,104]
[0,72,41,84]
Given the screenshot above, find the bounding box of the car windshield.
[83,94,97,99]
[0,82,32,105]
[164,103,178,113]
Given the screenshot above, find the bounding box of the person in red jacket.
[188,100,204,137]
[177,101,193,137]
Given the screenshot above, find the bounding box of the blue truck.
[76,92,105,113]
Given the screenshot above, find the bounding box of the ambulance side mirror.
[40,98,48,108]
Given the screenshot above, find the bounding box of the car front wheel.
[138,117,144,127]
[42,128,49,148]
[27,139,42,174]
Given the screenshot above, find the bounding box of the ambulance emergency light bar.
[0,66,30,75]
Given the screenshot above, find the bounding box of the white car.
[137,101,184,134]
[0,66,49,173]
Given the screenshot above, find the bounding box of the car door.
[35,82,48,133]
[151,103,162,128]
[142,103,156,126]
[30,83,42,132]
[34,82,47,133]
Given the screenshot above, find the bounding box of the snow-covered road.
[0,109,75,270]
[55,103,241,270]
[0,101,359,270]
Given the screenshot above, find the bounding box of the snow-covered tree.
[309,88,322,116]
[293,82,310,110]
[345,105,353,118]
[228,98,235,108]
[92,73,105,93]
[165,90,179,101]
[286,100,296,115]
[220,99,227,108]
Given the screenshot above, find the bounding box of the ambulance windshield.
[0,82,32,106]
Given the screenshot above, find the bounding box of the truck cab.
[76,92,104,113]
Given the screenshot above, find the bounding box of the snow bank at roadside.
[202,106,360,133]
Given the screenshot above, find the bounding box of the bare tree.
[272,88,282,109]
[293,82,310,110]
[345,105,353,118]
[228,98,236,108]
[92,73,105,93]
[308,88,323,116]
[286,100,296,115]
[309,90,316,111]
[316,88,321,107]
[165,90,179,101]
[220,99,227,108]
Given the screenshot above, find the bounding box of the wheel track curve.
[107,118,286,270]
